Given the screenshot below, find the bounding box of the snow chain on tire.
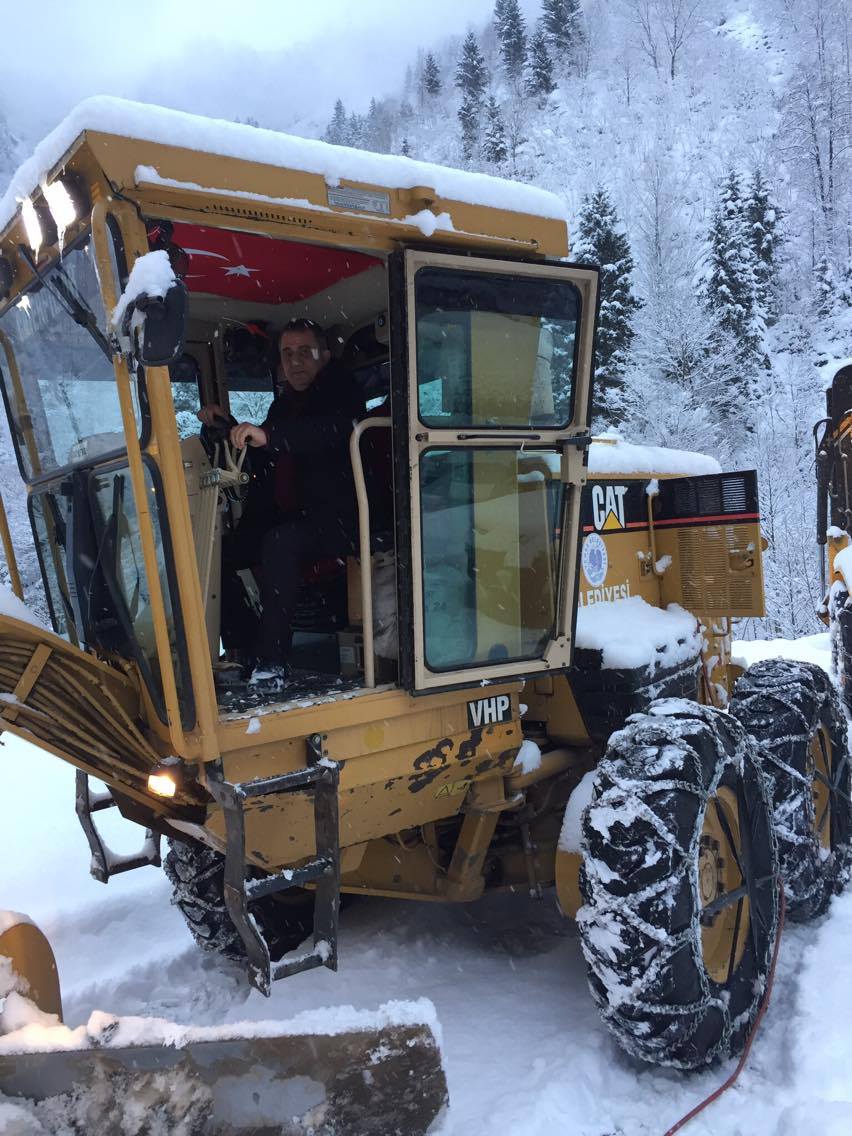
[578,699,779,1070]
[164,838,314,963]
[731,658,852,921]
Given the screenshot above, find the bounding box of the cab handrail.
[349,417,392,689]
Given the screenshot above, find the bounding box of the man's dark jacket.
[258,361,365,539]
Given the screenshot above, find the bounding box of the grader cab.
[0,97,849,1127]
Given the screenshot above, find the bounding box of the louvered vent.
[676,525,762,616]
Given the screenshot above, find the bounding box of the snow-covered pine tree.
[703,171,765,374]
[455,32,489,158]
[0,109,18,185]
[422,52,442,98]
[481,96,509,165]
[526,25,556,104]
[364,98,392,153]
[747,170,783,326]
[494,0,527,83]
[323,99,348,145]
[574,188,641,426]
[458,96,479,161]
[455,31,489,102]
[812,254,836,321]
[401,137,412,156]
[347,112,365,148]
[541,0,584,68]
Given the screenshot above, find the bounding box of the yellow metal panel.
[657,520,765,618]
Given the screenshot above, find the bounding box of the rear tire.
[578,699,779,1070]
[731,658,852,921]
[164,839,314,963]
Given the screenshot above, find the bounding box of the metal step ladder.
[208,733,340,996]
[75,771,161,883]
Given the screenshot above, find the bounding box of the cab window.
[0,234,140,479]
[415,266,581,429]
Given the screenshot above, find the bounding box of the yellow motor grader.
[0,96,849,1131]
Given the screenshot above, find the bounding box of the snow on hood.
[575,595,702,673]
[588,433,721,477]
[0,96,567,234]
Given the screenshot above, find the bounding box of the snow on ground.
[2,631,852,1133]
[732,631,831,673]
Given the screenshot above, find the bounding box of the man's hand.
[197,403,229,427]
[230,422,268,449]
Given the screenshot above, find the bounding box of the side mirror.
[131,282,188,367]
[112,249,188,367]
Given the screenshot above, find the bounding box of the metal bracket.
[75,770,161,884]
[209,733,341,996]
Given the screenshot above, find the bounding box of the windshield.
[0,234,137,480]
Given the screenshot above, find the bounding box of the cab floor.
[217,670,363,718]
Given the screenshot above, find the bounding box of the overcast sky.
[3,0,528,141]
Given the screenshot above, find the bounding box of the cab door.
[390,249,599,692]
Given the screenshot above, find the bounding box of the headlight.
[148,771,177,798]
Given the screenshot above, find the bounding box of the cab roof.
[0,96,569,257]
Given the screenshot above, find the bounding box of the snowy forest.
[1,0,851,639]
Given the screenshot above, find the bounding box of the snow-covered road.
[3,634,852,1134]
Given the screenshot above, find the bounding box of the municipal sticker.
[581,532,608,587]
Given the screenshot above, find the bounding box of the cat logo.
[435,779,470,799]
[591,484,628,531]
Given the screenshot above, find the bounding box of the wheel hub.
[698,787,750,985]
[698,835,724,918]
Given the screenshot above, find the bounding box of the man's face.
[279,328,329,391]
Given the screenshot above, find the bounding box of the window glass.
[414,267,580,429]
[0,235,139,479]
[420,447,563,671]
[29,490,73,638]
[169,352,202,440]
[173,382,202,439]
[229,388,274,424]
[90,462,194,728]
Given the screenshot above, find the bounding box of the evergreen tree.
[541,0,584,65]
[703,171,764,368]
[494,0,527,83]
[458,96,480,161]
[422,52,442,97]
[526,26,556,104]
[347,112,365,148]
[481,97,508,165]
[813,254,837,321]
[455,32,489,159]
[574,188,641,425]
[401,137,412,157]
[364,98,392,153]
[455,32,489,103]
[323,99,348,146]
[746,170,783,325]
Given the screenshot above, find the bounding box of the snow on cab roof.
[0,96,567,234]
[588,433,721,477]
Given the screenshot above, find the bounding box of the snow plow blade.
[0,1001,447,1135]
